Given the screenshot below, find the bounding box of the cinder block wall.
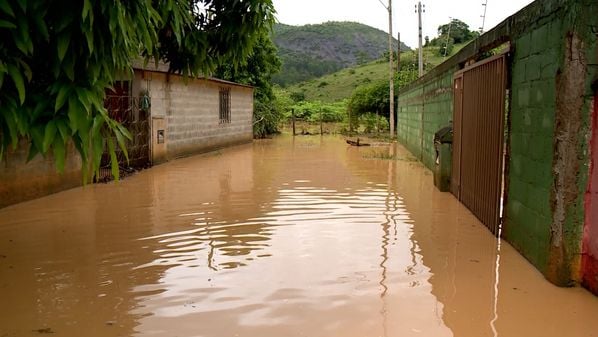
[398,72,454,169]
[136,70,254,160]
[506,0,598,286]
[504,15,563,278]
[397,0,598,290]
[165,77,253,159]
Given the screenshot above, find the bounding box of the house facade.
[130,64,254,164]
[0,66,254,208]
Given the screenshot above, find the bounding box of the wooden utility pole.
[291,108,296,136]
[320,108,323,135]
[397,32,401,72]
[377,0,395,138]
[388,0,395,138]
[397,32,401,139]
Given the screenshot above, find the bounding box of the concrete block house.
[0,63,254,208]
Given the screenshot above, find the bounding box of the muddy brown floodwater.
[1,135,598,337]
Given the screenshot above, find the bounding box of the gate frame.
[451,51,509,235]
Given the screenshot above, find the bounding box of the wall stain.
[549,32,587,286]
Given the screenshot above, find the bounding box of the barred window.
[219,87,231,124]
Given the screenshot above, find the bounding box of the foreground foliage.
[0,0,274,180]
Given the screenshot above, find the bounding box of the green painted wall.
[504,19,562,272]
[397,0,598,288]
[397,70,455,170]
[505,0,598,285]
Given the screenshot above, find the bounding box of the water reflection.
[1,135,598,337]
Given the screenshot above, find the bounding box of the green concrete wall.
[397,70,455,170]
[503,18,562,274]
[397,0,598,289]
[506,0,598,285]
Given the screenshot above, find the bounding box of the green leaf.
[91,134,104,175]
[76,88,92,112]
[16,0,26,13]
[26,142,40,162]
[82,0,91,19]
[57,33,70,62]
[68,97,90,135]
[1,104,19,147]
[0,1,14,17]
[0,19,16,29]
[33,13,49,41]
[91,114,105,138]
[53,137,66,173]
[7,64,25,104]
[14,15,32,54]
[30,125,45,156]
[113,127,129,163]
[55,85,70,112]
[17,60,32,81]
[56,119,70,142]
[115,123,132,140]
[43,120,57,153]
[84,28,94,54]
[107,137,119,182]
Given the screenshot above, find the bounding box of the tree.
[437,19,475,44]
[0,0,274,180]
[215,33,282,138]
[437,37,455,57]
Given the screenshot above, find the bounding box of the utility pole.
[416,1,425,77]
[397,32,401,72]
[479,0,488,34]
[388,0,394,138]
[377,0,395,138]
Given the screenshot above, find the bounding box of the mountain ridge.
[272,21,410,86]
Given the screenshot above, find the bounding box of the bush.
[359,113,389,133]
[289,100,347,123]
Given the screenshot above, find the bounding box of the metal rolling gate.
[451,54,507,235]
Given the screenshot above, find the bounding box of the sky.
[272,0,535,48]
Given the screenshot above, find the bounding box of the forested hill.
[272,22,410,86]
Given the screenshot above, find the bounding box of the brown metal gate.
[451,54,507,235]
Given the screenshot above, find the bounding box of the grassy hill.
[272,22,410,86]
[285,42,469,103]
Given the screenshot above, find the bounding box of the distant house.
[0,63,254,208]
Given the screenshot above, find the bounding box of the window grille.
[219,87,231,123]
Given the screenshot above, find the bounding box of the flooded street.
[1,134,597,337]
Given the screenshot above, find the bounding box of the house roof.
[131,59,254,89]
